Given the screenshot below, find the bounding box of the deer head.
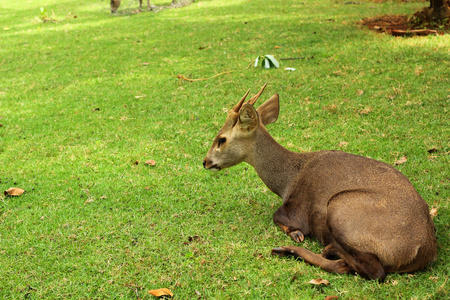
[203,83,280,171]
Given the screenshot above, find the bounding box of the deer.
[203,83,437,281]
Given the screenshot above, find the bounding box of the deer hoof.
[289,230,305,243]
[271,247,289,257]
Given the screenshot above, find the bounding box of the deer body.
[203,84,437,280]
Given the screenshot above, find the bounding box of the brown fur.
[203,85,437,280]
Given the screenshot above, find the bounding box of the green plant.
[254,54,280,69]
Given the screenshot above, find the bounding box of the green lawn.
[0,0,449,298]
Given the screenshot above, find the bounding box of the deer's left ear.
[239,104,259,132]
[257,93,279,126]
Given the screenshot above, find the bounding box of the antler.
[247,82,268,105]
[232,89,250,112]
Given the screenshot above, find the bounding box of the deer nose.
[202,160,207,168]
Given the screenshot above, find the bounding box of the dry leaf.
[145,159,156,166]
[339,141,348,147]
[308,278,330,285]
[324,296,338,300]
[430,207,438,218]
[274,45,282,49]
[148,288,173,297]
[357,89,364,96]
[359,107,373,115]
[4,187,25,196]
[394,156,407,166]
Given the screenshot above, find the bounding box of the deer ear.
[256,93,279,126]
[239,104,259,131]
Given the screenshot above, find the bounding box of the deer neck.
[246,127,304,200]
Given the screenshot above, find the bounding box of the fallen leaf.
[308,278,330,285]
[338,141,348,147]
[430,207,438,218]
[148,288,173,297]
[359,107,372,115]
[357,89,364,96]
[142,62,149,65]
[145,159,156,166]
[274,45,282,49]
[324,296,339,300]
[394,156,407,166]
[4,187,25,196]
[133,160,139,165]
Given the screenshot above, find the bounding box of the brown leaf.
[394,156,407,166]
[324,296,338,300]
[357,89,364,96]
[4,187,25,196]
[148,288,173,297]
[430,207,438,218]
[338,141,348,147]
[145,159,157,166]
[308,278,330,285]
[359,107,372,115]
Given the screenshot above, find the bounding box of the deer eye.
[218,137,226,147]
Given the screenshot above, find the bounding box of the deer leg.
[322,243,339,259]
[271,246,354,275]
[333,245,386,281]
[273,203,308,243]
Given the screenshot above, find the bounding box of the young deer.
[203,83,437,280]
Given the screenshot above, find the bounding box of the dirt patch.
[361,5,450,36]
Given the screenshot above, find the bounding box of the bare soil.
[361,6,450,36]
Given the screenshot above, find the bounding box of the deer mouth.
[209,165,221,172]
[203,160,221,171]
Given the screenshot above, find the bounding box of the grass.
[0,0,449,298]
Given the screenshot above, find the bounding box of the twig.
[175,70,234,82]
[390,29,438,36]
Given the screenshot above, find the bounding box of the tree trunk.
[428,0,450,21]
[414,0,450,24]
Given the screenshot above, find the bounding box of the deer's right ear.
[239,104,259,132]
[257,93,279,126]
